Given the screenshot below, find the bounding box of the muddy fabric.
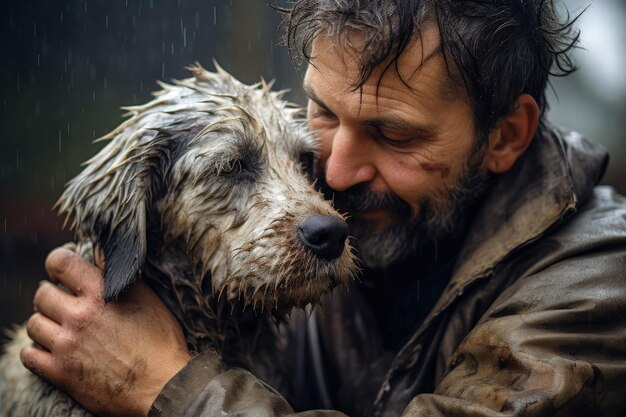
[149,125,626,417]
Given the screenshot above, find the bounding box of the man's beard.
[318,145,490,268]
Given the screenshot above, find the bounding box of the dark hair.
[277,0,582,136]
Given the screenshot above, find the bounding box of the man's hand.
[20,247,191,417]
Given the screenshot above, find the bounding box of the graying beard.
[352,152,489,268]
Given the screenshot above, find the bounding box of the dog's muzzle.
[297,215,349,260]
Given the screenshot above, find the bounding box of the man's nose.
[324,126,377,192]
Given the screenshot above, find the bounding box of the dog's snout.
[298,215,348,260]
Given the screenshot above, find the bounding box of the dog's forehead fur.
[128,63,314,159]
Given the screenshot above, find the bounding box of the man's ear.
[484,94,539,174]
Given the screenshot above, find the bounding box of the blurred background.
[1,0,625,340]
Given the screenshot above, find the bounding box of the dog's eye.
[221,159,243,176]
[299,152,315,177]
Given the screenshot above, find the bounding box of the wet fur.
[0,63,356,416]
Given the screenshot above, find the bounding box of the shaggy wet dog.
[0,64,356,416]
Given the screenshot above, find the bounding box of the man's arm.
[22,248,346,417]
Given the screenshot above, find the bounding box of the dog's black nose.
[298,214,349,260]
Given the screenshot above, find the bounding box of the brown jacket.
[149,126,626,417]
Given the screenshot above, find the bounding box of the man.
[21,1,626,416]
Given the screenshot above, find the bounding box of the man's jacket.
[149,125,626,417]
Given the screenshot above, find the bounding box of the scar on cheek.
[420,161,451,179]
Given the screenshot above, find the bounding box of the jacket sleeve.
[401,243,626,416]
[148,350,347,417]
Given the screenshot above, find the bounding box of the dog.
[0,63,356,416]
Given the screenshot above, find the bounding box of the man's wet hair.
[278,0,582,137]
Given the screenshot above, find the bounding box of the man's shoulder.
[512,184,626,276]
[493,184,626,312]
[552,184,626,249]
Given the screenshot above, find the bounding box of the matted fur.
[0,63,356,416]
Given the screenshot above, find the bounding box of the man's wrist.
[148,351,221,417]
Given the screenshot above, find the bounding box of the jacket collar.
[446,125,607,298]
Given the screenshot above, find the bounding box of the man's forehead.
[306,26,460,102]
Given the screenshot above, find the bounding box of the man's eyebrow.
[302,83,330,110]
[366,118,437,137]
[365,117,412,131]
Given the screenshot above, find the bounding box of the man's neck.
[355,190,489,350]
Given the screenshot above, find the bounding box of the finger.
[20,344,61,383]
[26,312,63,352]
[45,247,103,297]
[33,281,77,325]
[44,242,76,284]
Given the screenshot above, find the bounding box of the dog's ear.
[97,193,148,302]
[57,128,169,302]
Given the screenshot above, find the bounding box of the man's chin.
[349,218,417,268]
